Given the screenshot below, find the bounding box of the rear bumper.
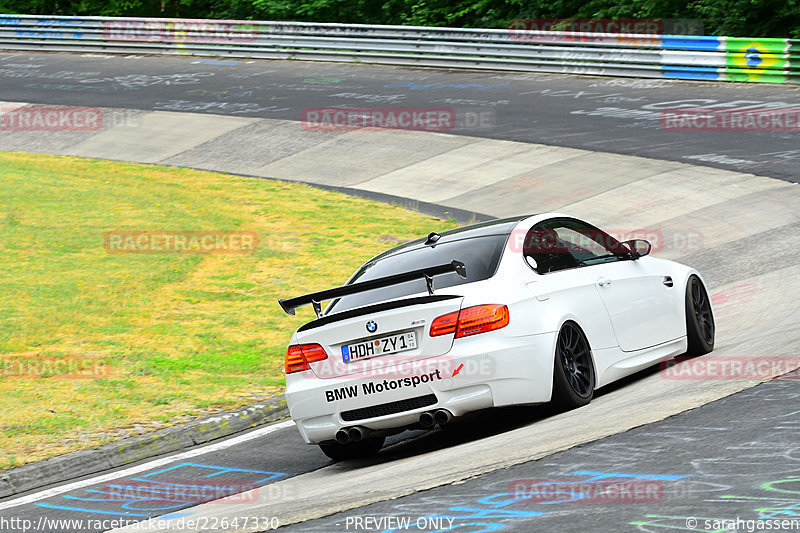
[286,332,556,444]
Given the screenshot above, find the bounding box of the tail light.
[285,343,328,374]
[429,311,459,337]
[430,304,510,338]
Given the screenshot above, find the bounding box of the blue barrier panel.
[661,65,721,80]
[662,35,722,51]
[0,16,85,26]
[13,30,85,39]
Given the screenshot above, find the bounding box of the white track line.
[0,419,294,511]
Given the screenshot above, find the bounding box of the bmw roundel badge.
[366,321,378,333]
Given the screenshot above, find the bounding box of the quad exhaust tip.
[335,426,368,444]
[335,428,351,444]
[419,409,452,429]
[348,426,364,442]
[433,409,452,426]
[419,411,435,429]
[336,410,453,444]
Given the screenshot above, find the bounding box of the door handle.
[597,277,611,287]
[663,276,674,287]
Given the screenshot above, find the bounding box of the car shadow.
[334,359,671,468]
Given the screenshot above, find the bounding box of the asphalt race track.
[287,378,800,533]
[3,378,798,532]
[0,51,798,533]
[0,53,799,181]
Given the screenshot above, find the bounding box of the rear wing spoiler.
[278,260,467,317]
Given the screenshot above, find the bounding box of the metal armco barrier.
[0,14,798,83]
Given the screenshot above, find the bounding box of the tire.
[318,436,385,461]
[685,275,715,356]
[551,321,596,410]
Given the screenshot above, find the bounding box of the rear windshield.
[327,234,508,313]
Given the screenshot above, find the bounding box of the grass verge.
[0,151,457,469]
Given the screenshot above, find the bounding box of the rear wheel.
[552,321,595,410]
[318,436,385,461]
[685,275,715,356]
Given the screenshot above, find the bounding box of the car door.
[522,224,618,352]
[590,259,683,351]
[537,218,682,352]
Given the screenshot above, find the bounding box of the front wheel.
[318,436,385,461]
[551,321,596,410]
[685,275,715,356]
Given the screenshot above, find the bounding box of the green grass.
[0,151,457,469]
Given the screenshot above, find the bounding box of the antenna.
[425,232,441,245]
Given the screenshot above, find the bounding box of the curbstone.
[0,476,14,499]
[101,430,196,469]
[0,395,289,498]
[5,449,111,494]
[184,399,288,445]
[290,181,495,226]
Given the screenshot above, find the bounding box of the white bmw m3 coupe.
[279,214,715,460]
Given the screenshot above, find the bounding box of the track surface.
[0,51,798,532]
[0,52,799,181]
[0,421,319,532]
[289,377,800,533]
[4,375,798,532]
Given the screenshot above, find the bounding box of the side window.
[522,226,578,274]
[523,219,627,274]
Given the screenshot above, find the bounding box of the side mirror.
[622,239,651,259]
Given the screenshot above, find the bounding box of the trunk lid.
[296,295,463,378]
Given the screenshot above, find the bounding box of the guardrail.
[1,14,798,83]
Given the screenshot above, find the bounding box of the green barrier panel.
[791,43,800,80]
[723,68,788,83]
[726,52,790,70]
[724,37,791,82]
[725,37,790,54]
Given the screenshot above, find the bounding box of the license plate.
[342,331,417,363]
